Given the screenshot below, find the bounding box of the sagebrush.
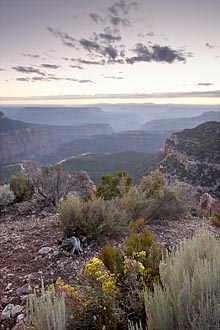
[145,229,220,330]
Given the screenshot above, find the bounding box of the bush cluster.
[58,171,189,241]
[0,184,15,207]
[46,227,161,330]
[58,196,128,240]
[9,172,34,202]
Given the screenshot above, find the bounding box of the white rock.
[16,313,25,323]
[38,246,52,255]
[1,304,23,320]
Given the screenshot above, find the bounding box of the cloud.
[79,37,121,60]
[32,77,46,81]
[206,42,219,49]
[12,66,46,76]
[89,0,138,27]
[103,76,123,79]
[78,59,105,65]
[79,39,101,52]
[70,65,84,69]
[15,75,93,83]
[152,44,185,62]
[197,83,213,87]
[108,0,138,26]
[138,32,154,38]
[16,77,30,82]
[41,64,60,69]
[78,79,95,83]
[47,27,76,48]
[126,43,186,64]
[22,53,40,58]
[0,68,5,71]
[102,45,118,59]
[99,32,121,42]
[89,13,104,24]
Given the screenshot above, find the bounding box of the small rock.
[38,246,52,255]
[16,314,25,323]
[16,283,32,296]
[1,304,23,321]
[5,283,13,291]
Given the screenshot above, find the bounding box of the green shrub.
[210,211,220,227]
[97,171,132,200]
[125,229,153,257]
[144,186,189,222]
[0,184,15,207]
[58,196,83,237]
[25,281,66,330]
[119,187,146,220]
[83,198,128,240]
[99,245,124,278]
[139,171,166,198]
[119,173,189,223]
[10,172,34,202]
[145,229,220,330]
[58,196,128,240]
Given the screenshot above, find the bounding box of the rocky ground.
[0,201,219,330]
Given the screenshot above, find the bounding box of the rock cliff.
[160,121,220,198]
[0,111,113,164]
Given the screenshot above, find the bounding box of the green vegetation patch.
[61,151,149,184]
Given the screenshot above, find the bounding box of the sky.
[0,0,220,105]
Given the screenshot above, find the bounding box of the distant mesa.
[142,111,220,132]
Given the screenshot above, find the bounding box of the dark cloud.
[32,77,46,81]
[70,65,84,70]
[16,77,30,82]
[103,45,118,59]
[108,0,138,26]
[99,32,121,42]
[78,59,105,65]
[152,44,185,63]
[16,75,92,83]
[12,66,46,76]
[22,53,40,58]
[78,79,94,83]
[197,83,213,87]
[61,57,70,61]
[47,27,76,48]
[79,36,122,60]
[89,13,104,24]
[89,0,138,27]
[79,39,101,52]
[41,64,60,69]
[0,68,5,71]
[126,43,151,63]
[126,43,186,64]
[64,78,79,82]
[206,42,219,49]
